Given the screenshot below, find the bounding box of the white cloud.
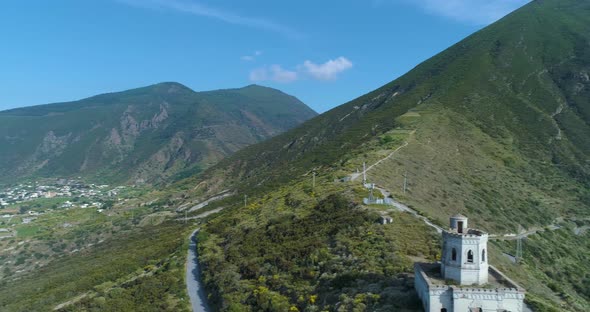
[250,57,353,83]
[241,51,263,62]
[270,65,298,83]
[118,0,303,38]
[249,68,268,81]
[301,57,353,81]
[250,65,298,83]
[392,0,530,25]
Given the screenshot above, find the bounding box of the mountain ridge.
[0,82,297,116]
[0,82,317,184]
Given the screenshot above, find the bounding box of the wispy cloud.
[118,0,303,39]
[241,51,263,62]
[387,0,530,25]
[301,57,353,81]
[250,57,353,83]
[250,65,298,83]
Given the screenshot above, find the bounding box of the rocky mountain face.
[0,83,317,184]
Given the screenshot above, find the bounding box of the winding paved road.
[186,230,211,312]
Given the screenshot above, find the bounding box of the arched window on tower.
[452,248,457,261]
[467,250,474,263]
[482,249,486,262]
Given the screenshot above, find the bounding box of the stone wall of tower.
[414,263,453,312]
[441,231,489,285]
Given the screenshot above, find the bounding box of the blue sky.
[0,0,529,113]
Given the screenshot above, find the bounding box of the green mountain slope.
[171,0,590,310]
[192,0,589,194]
[0,83,316,184]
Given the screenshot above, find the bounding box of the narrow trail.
[351,130,415,181]
[489,224,562,241]
[374,185,443,234]
[53,265,160,310]
[186,229,211,312]
[177,207,225,222]
[574,225,590,236]
[550,98,565,140]
[184,191,233,213]
[53,293,90,311]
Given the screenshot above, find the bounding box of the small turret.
[450,214,468,233]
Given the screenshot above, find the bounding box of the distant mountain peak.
[241,84,282,92]
[242,84,266,89]
[145,82,195,94]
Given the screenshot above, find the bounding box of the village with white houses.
[0,179,127,239]
[0,178,152,279]
[0,179,124,207]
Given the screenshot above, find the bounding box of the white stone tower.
[441,214,489,285]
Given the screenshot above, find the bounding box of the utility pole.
[244,195,248,208]
[516,225,523,264]
[363,162,367,185]
[403,171,408,194]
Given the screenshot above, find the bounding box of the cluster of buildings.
[0,179,123,208]
[0,180,129,237]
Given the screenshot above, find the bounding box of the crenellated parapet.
[451,287,525,300]
[442,230,488,239]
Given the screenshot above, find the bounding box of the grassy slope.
[0,220,193,312]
